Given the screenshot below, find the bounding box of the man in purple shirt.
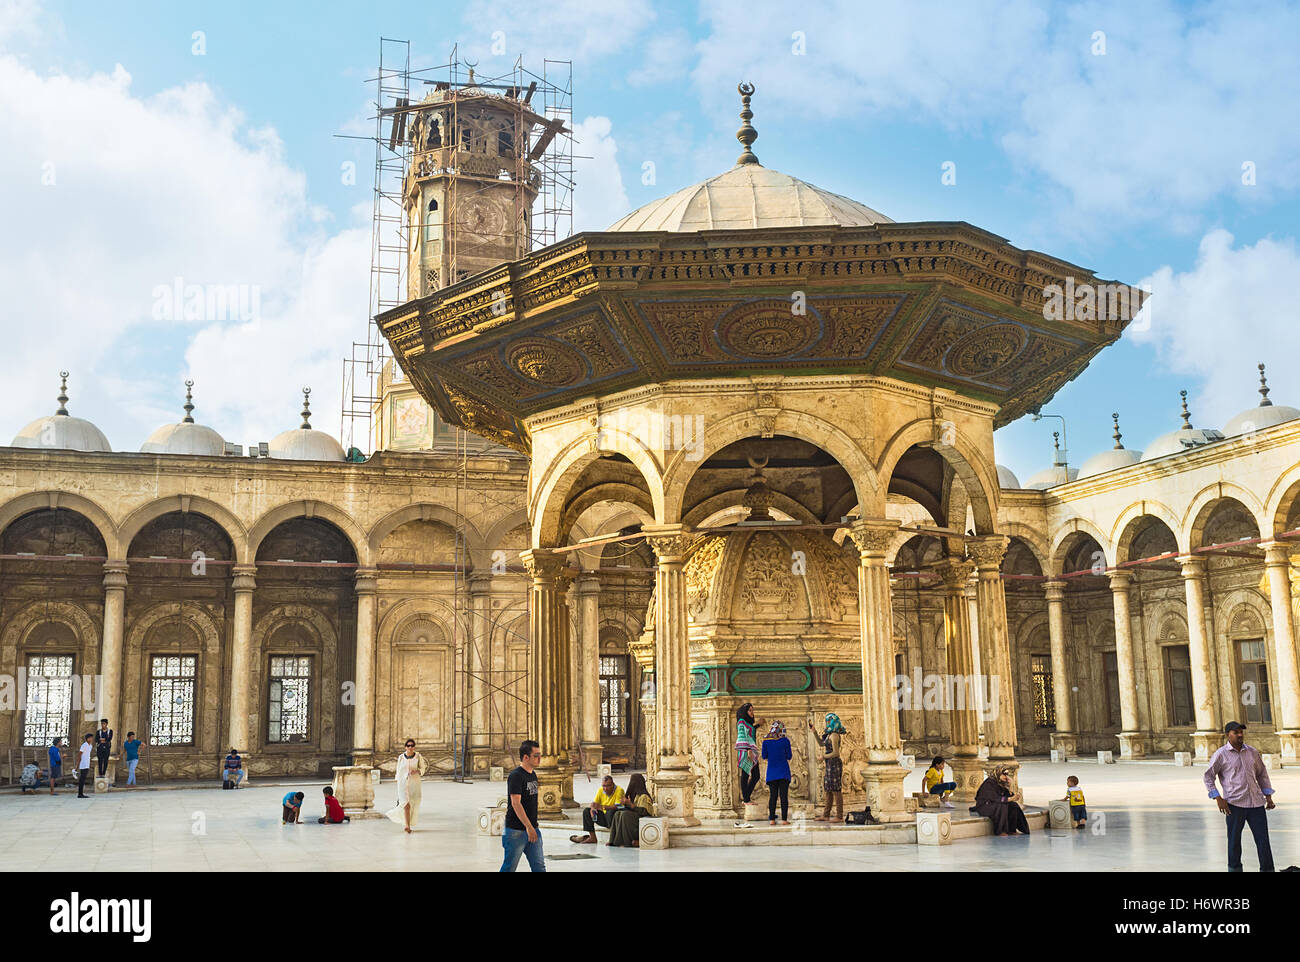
[1203,721,1276,872]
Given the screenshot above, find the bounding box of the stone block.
[489,766,505,782]
[640,817,668,850]
[898,754,915,770]
[94,776,110,794]
[1050,749,1065,763]
[332,765,377,816]
[596,763,612,778]
[477,807,505,836]
[1173,752,1192,766]
[1262,754,1282,771]
[742,802,762,821]
[1047,798,1072,829]
[911,791,940,810]
[977,746,990,760]
[1097,750,1115,764]
[915,811,951,845]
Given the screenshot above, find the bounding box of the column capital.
[965,534,1009,571]
[574,572,601,595]
[232,563,257,592]
[102,559,129,588]
[1261,540,1295,567]
[354,566,379,595]
[1042,579,1068,602]
[1177,554,1207,578]
[520,548,567,581]
[847,518,900,557]
[933,557,975,592]
[467,571,493,595]
[642,523,694,563]
[1107,568,1133,590]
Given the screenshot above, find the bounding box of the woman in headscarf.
[608,773,655,847]
[973,764,1030,836]
[735,703,761,810]
[809,712,846,821]
[385,738,427,833]
[761,720,793,825]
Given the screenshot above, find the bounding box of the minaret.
[402,75,552,298]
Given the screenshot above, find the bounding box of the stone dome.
[141,422,226,457]
[268,388,345,462]
[1024,464,1079,490]
[1142,391,1223,461]
[10,373,110,453]
[1223,364,1299,437]
[608,163,893,233]
[995,464,1021,489]
[1078,447,1141,479]
[141,381,226,456]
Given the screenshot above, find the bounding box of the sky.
[2,0,1299,482]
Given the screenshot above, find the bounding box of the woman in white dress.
[386,738,426,833]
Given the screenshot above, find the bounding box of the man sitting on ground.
[223,748,244,788]
[569,774,624,843]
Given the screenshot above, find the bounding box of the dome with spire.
[1078,412,1142,479]
[141,380,226,456]
[269,388,345,461]
[1223,363,1300,437]
[607,83,892,233]
[10,372,111,453]
[1143,390,1224,461]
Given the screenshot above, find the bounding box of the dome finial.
[735,82,760,166]
[1258,362,1273,407]
[1179,389,1193,429]
[1112,412,1124,449]
[56,370,69,416]
[300,387,312,430]
[182,379,195,423]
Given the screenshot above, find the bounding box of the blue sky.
[3,0,1300,482]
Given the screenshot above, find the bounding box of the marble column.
[848,519,908,820]
[575,573,603,768]
[1107,570,1145,758]
[1263,542,1300,761]
[1178,555,1220,759]
[98,561,128,778]
[1043,580,1077,758]
[521,548,573,818]
[642,523,699,827]
[467,573,492,763]
[228,564,257,755]
[936,558,981,800]
[351,567,378,765]
[966,536,1019,788]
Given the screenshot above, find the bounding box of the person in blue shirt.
[223,749,244,789]
[761,720,794,825]
[47,738,62,796]
[122,732,144,786]
[282,791,305,824]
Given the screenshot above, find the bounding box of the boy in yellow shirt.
[922,755,957,809]
[1064,775,1087,828]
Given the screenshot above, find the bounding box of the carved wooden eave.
[376,222,1144,455]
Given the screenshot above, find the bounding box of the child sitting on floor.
[318,785,350,824]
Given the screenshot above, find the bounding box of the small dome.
[10,373,110,452]
[1142,390,1224,461]
[608,164,892,233]
[141,381,226,456]
[1024,464,1079,490]
[141,422,226,456]
[11,414,111,453]
[1223,364,1299,437]
[995,464,1021,489]
[268,387,344,461]
[1078,447,1142,479]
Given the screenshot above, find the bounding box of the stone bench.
[911,791,942,810]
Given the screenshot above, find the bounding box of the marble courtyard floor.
[1,758,1295,872]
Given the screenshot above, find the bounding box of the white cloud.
[627,28,694,87]
[690,0,1300,225]
[0,0,41,48]
[1130,228,1300,424]
[0,52,366,449]
[456,0,657,64]
[572,115,629,232]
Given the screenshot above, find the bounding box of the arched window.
[424,196,439,244]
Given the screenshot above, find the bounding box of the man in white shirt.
[76,733,93,798]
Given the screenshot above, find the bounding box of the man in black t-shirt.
[500,740,545,872]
